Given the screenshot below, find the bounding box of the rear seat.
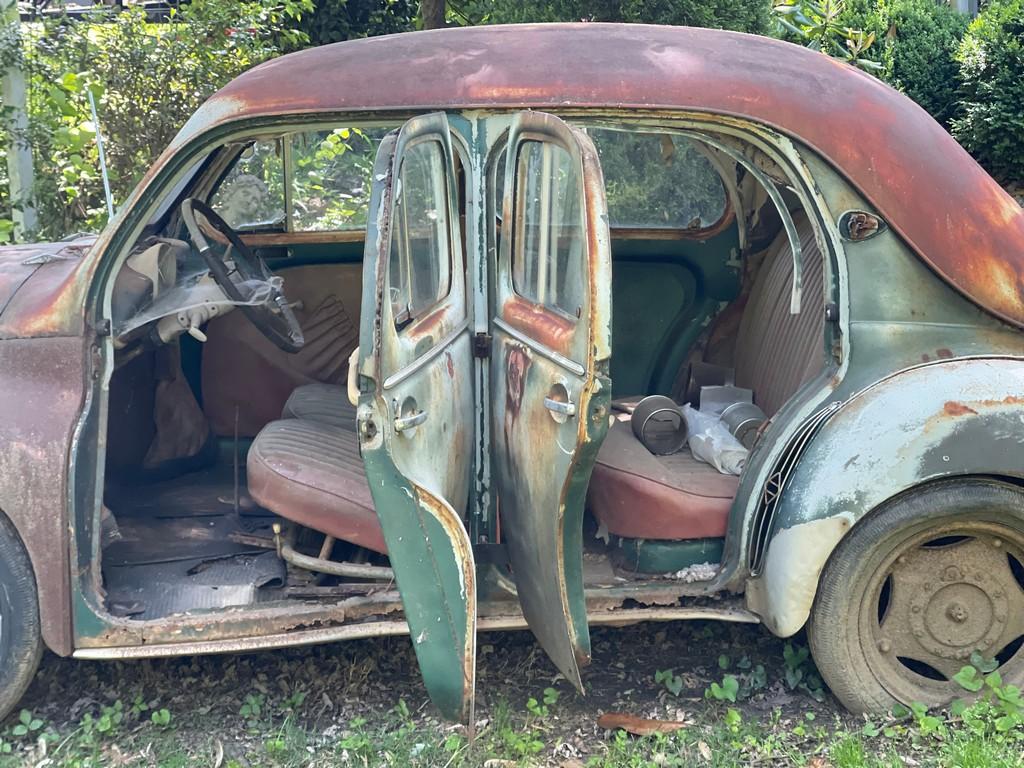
[587,215,825,541]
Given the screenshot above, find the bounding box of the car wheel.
[0,512,42,722]
[808,479,1024,713]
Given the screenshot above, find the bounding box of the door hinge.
[473,332,492,359]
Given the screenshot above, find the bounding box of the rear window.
[585,127,728,231]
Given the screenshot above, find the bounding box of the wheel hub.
[910,572,1006,660]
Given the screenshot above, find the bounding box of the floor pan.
[103,465,286,620]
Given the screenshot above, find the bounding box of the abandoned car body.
[2,23,1024,723]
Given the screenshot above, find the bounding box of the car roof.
[178,23,1024,329]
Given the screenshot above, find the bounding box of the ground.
[1,621,1021,767]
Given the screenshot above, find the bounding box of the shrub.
[839,0,968,127]
[299,0,416,46]
[1,0,311,241]
[451,0,772,34]
[952,0,1024,184]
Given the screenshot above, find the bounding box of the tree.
[421,0,446,28]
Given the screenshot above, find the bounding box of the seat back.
[734,216,826,416]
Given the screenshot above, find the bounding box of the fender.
[746,356,1024,637]
[0,336,87,656]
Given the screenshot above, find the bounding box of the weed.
[526,686,560,717]
[654,668,683,696]
[706,674,740,703]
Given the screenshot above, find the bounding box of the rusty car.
[2,23,1024,724]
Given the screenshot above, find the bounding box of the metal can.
[720,401,766,448]
[631,395,688,455]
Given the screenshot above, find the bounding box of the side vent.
[748,401,842,575]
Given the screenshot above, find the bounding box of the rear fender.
[746,357,1024,637]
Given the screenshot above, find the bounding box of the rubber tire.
[0,512,43,723]
[807,479,1024,713]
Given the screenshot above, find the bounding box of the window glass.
[211,139,285,230]
[512,141,585,319]
[291,126,392,231]
[388,139,452,328]
[586,127,727,230]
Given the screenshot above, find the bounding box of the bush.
[840,0,968,127]
[300,0,416,46]
[1,0,311,241]
[451,0,772,34]
[952,0,1024,184]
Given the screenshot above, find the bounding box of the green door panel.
[490,112,613,689]
[359,445,475,721]
[358,113,477,722]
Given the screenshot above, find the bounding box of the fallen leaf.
[807,758,832,768]
[698,741,712,761]
[596,712,687,736]
[483,761,517,768]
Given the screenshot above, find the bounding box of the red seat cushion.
[587,420,737,540]
[247,419,387,553]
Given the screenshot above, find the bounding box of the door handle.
[543,397,576,418]
[394,409,428,432]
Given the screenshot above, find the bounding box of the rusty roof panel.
[176,23,1024,329]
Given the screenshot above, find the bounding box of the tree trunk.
[421,0,445,29]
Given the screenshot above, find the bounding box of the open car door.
[357,113,476,722]
[491,112,613,689]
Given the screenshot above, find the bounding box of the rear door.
[357,113,476,722]
[490,112,613,689]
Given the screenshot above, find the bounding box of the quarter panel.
[748,357,1024,637]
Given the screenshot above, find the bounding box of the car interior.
[97,119,829,621]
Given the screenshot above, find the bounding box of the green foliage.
[10,710,44,740]
[840,0,968,127]
[706,674,740,702]
[952,0,1024,184]
[449,0,771,34]
[655,668,684,696]
[878,0,968,127]
[525,686,560,717]
[299,0,416,46]
[1,0,312,241]
[773,0,883,71]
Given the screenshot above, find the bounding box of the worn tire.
[0,511,43,723]
[808,479,1024,713]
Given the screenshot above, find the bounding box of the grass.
[1,622,1022,766]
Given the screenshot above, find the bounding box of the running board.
[73,604,758,660]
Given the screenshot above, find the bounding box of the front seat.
[246,411,387,553]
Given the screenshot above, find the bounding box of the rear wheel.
[808,479,1024,712]
[0,513,42,722]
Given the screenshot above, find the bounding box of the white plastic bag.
[681,404,748,476]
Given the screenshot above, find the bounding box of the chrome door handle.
[543,397,576,418]
[394,410,428,432]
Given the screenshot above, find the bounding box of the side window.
[291,127,391,231]
[388,139,452,328]
[512,141,585,319]
[211,139,285,230]
[587,127,728,230]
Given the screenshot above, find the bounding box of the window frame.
[509,136,588,324]
[385,134,457,331]
[207,121,402,240]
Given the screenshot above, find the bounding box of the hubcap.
[867,523,1024,699]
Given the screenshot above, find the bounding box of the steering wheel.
[180,198,304,353]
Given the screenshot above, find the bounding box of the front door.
[357,113,476,722]
[490,112,613,689]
